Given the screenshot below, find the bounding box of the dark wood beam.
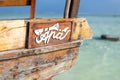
[30,0,36,19]
[64,0,71,18]
[69,0,80,18]
[0,0,36,19]
[0,0,31,6]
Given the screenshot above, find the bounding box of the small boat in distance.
[0,0,92,80]
[101,34,119,41]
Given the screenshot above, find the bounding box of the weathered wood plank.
[0,40,81,61]
[69,0,80,18]
[0,18,92,79]
[0,0,36,19]
[71,18,93,40]
[46,77,52,80]
[28,21,72,48]
[0,0,31,6]
[0,47,79,80]
[0,20,26,51]
[30,0,36,19]
[27,18,93,40]
[64,0,80,18]
[64,0,71,18]
[0,18,92,52]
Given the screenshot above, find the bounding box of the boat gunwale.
[0,40,82,61]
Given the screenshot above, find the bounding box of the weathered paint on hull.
[0,18,92,80]
[0,47,80,80]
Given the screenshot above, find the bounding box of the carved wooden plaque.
[28,21,72,48]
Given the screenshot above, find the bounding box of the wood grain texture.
[64,0,71,18]
[28,21,72,48]
[0,18,92,52]
[69,0,80,18]
[27,18,92,41]
[0,40,81,61]
[71,18,93,40]
[30,0,36,19]
[0,20,26,51]
[0,0,31,6]
[0,47,79,80]
[0,18,92,79]
[0,0,36,19]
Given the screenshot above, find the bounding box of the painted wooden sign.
[28,21,72,48]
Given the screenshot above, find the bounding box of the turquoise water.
[54,15,120,80]
[0,14,120,80]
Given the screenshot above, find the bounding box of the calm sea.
[54,15,120,80]
[0,14,120,80]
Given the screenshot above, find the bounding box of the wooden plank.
[0,20,26,51]
[71,18,93,40]
[69,0,80,18]
[0,0,31,6]
[28,18,92,40]
[0,18,92,52]
[0,0,36,19]
[64,0,71,18]
[0,40,81,61]
[30,0,36,19]
[28,21,72,48]
[46,77,52,80]
[0,18,92,79]
[0,47,79,80]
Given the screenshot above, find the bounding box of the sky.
[37,0,120,15]
[80,0,120,15]
[0,0,120,16]
[36,0,120,15]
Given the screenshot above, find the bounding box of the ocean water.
[0,14,120,80]
[54,15,120,80]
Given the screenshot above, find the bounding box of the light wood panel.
[0,20,26,51]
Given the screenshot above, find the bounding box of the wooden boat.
[0,0,92,80]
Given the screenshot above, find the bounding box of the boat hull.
[0,18,92,80]
[0,41,81,80]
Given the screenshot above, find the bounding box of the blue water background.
[54,15,120,80]
[0,12,120,80]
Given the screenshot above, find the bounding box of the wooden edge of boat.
[0,18,93,80]
[0,18,92,52]
[0,44,80,80]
